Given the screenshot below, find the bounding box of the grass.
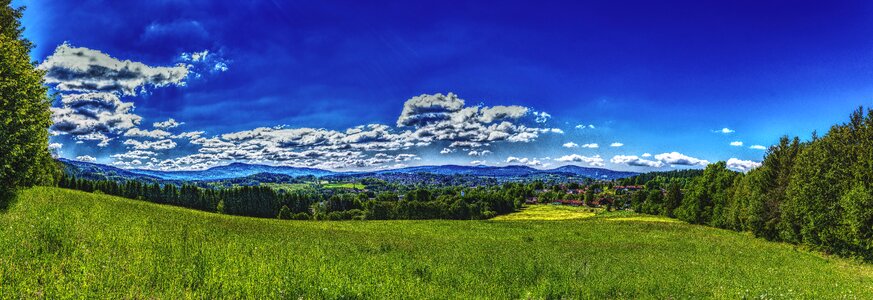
[322,183,365,189]
[261,182,313,191]
[491,204,598,221]
[1,187,872,298]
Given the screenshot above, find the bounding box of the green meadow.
[1,187,871,298]
[322,183,366,189]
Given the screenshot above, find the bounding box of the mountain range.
[59,159,639,182]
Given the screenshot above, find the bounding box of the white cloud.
[654,152,709,166]
[180,50,230,77]
[123,139,177,150]
[468,150,491,156]
[581,143,599,149]
[50,92,141,138]
[172,131,205,140]
[75,155,97,163]
[106,92,557,171]
[575,124,595,129]
[110,150,158,160]
[74,132,113,147]
[730,141,743,147]
[124,128,172,139]
[38,43,189,96]
[396,93,466,127]
[533,111,551,123]
[470,160,484,165]
[641,153,652,157]
[727,158,762,172]
[506,156,547,167]
[749,145,767,150]
[48,143,63,150]
[610,142,624,147]
[562,142,579,148]
[610,155,664,168]
[555,154,605,167]
[715,127,735,134]
[153,118,184,129]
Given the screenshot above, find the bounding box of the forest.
[57,174,525,221]
[619,107,873,261]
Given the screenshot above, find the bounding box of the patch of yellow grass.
[491,205,597,221]
[605,216,681,223]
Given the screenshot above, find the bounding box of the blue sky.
[15,0,873,172]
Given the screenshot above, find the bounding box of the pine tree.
[0,1,57,202]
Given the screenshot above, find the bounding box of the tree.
[0,2,57,203]
[277,205,292,220]
[664,182,682,217]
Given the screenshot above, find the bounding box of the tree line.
[58,174,525,221]
[624,107,873,261]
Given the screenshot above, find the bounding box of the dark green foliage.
[57,173,523,221]
[0,2,58,202]
[629,107,873,261]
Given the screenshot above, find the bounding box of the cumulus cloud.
[562,142,579,148]
[610,142,624,147]
[39,43,188,96]
[654,152,709,166]
[108,93,555,171]
[730,141,743,146]
[74,132,113,147]
[468,150,491,156]
[727,158,762,172]
[172,131,205,140]
[533,111,551,123]
[715,127,735,134]
[124,128,172,139]
[76,155,97,162]
[396,93,466,127]
[123,139,177,150]
[555,154,605,167]
[581,143,599,149]
[749,145,767,150]
[610,155,664,168]
[153,118,184,129]
[41,45,195,149]
[110,150,158,160]
[575,124,595,129]
[506,156,547,167]
[50,92,141,136]
[641,153,652,157]
[179,50,230,77]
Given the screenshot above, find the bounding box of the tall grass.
[0,187,871,298]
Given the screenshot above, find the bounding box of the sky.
[14,0,873,172]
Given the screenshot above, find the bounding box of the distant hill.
[59,158,164,183]
[123,162,334,181]
[59,159,638,182]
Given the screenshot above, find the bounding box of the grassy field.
[261,182,313,191]
[322,183,365,189]
[1,187,872,298]
[490,204,599,221]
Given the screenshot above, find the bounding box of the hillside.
[1,187,871,298]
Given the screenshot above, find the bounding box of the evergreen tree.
[0,1,57,203]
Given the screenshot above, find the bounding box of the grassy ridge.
[0,187,871,298]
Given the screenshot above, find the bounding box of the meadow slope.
[1,187,871,298]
